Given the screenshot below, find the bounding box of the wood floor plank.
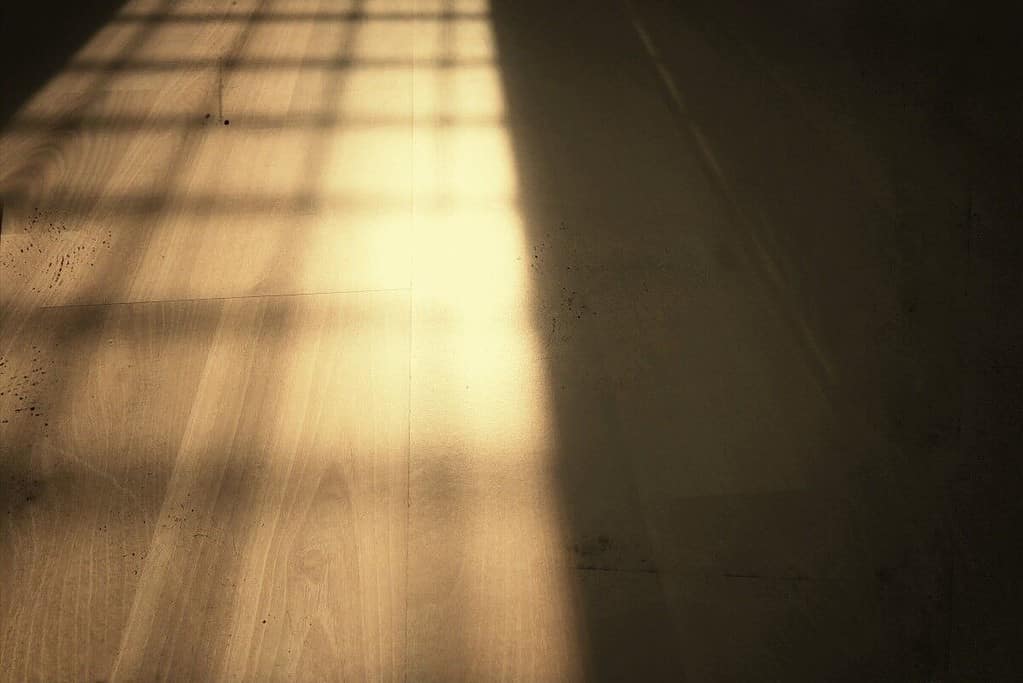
[0,292,409,682]
[407,13,590,667]
[3,1,849,681]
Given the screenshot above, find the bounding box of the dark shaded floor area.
[489,0,1020,678]
[1,0,131,128]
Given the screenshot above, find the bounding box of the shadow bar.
[65,55,494,72]
[5,112,503,132]
[110,10,490,23]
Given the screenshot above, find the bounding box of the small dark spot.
[223,119,230,125]
[205,113,211,119]
[262,619,267,624]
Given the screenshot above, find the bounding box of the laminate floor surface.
[1,0,988,681]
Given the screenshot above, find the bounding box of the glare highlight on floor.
[0,0,584,680]
[409,1,585,677]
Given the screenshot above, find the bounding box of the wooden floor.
[1,0,909,681]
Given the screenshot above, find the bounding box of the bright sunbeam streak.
[411,0,584,677]
[0,0,584,678]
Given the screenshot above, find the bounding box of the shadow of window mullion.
[64,0,285,307]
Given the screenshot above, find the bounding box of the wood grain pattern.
[2,2,414,680]
[2,0,853,680]
[1,294,409,681]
